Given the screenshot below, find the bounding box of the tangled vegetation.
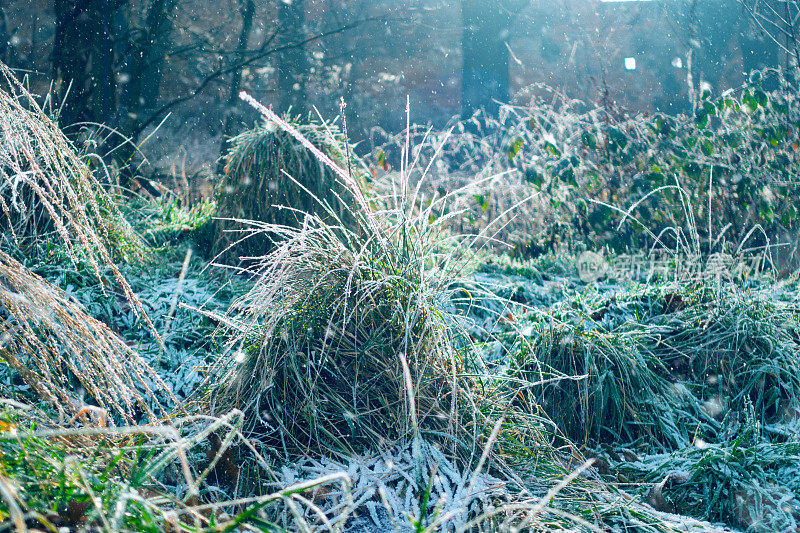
[499,278,800,449]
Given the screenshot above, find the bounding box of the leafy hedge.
[373,68,800,259]
[504,69,800,253]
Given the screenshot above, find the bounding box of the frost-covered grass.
[4,78,800,533]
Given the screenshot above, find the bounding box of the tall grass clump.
[645,282,800,429]
[0,62,143,265]
[501,275,800,454]
[617,402,800,532]
[209,93,481,454]
[0,64,177,419]
[504,287,715,449]
[212,113,369,263]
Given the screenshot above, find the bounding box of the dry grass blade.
[0,251,172,422]
[0,61,169,356]
[0,474,26,533]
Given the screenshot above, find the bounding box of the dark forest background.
[0,0,781,182]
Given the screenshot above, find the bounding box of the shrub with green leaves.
[373,68,800,258]
[522,68,800,253]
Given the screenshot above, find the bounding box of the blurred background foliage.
[0,0,784,179]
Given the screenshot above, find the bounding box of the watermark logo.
[578,251,765,284]
[577,251,610,283]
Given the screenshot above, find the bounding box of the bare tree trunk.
[278,0,308,117]
[53,0,101,127]
[111,0,176,183]
[119,0,177,132]
[217,0,256,175]
[461,0,511,118]
[0,0,11,65]
[141,0,176,110]
[51,0,127,128]
[95,0,116,124]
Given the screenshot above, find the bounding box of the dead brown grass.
[0,251,174,422]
